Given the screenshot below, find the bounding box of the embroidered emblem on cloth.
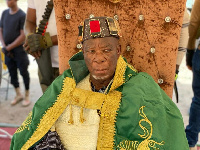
[117,106,164,150]
[15,112,32,133]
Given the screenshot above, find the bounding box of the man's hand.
[186,49,195,70]
[2,47,14,58]
[24,32,53,59]
[5,44,12,51]
[23,37,41,59]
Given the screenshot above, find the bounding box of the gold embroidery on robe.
[15,112,32,133]
[117,106,164,150]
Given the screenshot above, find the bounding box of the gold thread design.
[128,74,133,78]
[96,55,128,149]
[71,88,105,109]
[21,77,76,149]
[21,55,135,149]
[117,140,139,150]
[15,112,32,133]
[127,63,137,73]
[117,106,164,150]
[110,55,127,91]
[97,91,122,149]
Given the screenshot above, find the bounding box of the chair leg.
[5,75,10,101]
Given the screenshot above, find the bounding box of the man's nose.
[94,51,106,63]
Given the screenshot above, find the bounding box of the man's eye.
[104,49,111,52]
[87,50,95,53]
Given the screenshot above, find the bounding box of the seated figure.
[10,16,189,150]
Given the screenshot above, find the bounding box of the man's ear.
[117,44,121,56]
[82,43,85,55]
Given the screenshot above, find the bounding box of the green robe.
[10,52,189,150]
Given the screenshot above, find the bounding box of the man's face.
[83,37,121,81]
[6,0,17,8]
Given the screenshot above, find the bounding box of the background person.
[23,0,59,93]
[185,0,200,150]
[0,0,30,106]
[176,8,190,73]
[0,50,1,86]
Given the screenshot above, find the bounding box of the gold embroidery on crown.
[15,111,32,133]
[117,106,164,150]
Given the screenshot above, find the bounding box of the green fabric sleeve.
[10,69,73,150]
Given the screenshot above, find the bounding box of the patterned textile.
[33,131,65,150]
[10,52,189,150]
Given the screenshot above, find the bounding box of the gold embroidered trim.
[21,77,76,150]
[127,63,137,73]
[22,54,132,149]
[95,55,127,149]
[110,55,127,91]
[117,106,164,150]
[71,88,105,109]
[117,140,139,150]
[97,91,122,149]
[15,112,32,134]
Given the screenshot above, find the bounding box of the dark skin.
[83,37,121,91]
[23,7,58,59]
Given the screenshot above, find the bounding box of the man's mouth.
[94,69,107,74]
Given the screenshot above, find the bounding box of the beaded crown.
[78,17,121,43]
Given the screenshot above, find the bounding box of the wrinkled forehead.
[83,37,118,49]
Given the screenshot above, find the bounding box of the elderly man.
[10,17,188,150]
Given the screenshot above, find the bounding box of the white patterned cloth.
[55,75,100,150]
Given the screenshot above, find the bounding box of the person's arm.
[0,28,6,47]
[0,11,6,47]
[5,29,25,51]
[24,8,58,58]
[0,14,13,57]
[23,7,41,58]
[51,35,58,46]
[186,0,200,70]
[24,7,36,35]
[187,0,200,50]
